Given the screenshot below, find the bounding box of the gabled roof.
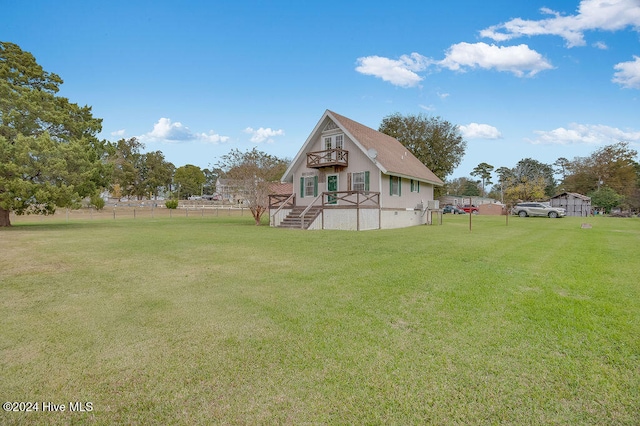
[282,110,444,186]
[551,192,591,201]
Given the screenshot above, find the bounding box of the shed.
[478,203,506,215]
[550,192,591,217]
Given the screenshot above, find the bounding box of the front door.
[327,174,338,205]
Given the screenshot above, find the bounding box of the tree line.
[447,143,640,213]
[0,42,290,226]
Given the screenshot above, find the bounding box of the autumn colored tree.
[564,142,638,208]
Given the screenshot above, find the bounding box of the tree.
[107,137,143,199]
[501,158,555,203]
[140,151,174,199]
[589,186,622,213]
[379,113,466,194]
[174,165,205,199]
[0,42,108,226]
[471,162,494,196]
[553,157,569,192]
[564,142,638,208]
[216,148,289,225]
[499,159,554,204]
[106,138,174,200]
[494,166,513,203]
[445,177,480,196]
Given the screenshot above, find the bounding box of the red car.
[458,204,479,214]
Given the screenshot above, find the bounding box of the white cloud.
[146,117,193,141]
[139,118,230,144]
[198,131,231,144]
[356,44,551,87]
[111,129,126,137]
[593,41,608,50]
[244,127,285,143]
[529,123,640,145]
[355,53,430,87]
[418,104,435,111]
[480,0,640,48]
[459,123,503,139]
[612,56,640,89]
[438,42,553,77]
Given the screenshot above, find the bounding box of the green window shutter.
[389,175,393,196]
[398,177,402,196]
[417,181,420,193]
[410,179,414,192]
[300,177,304,198]
[347,173,352,191]
[313,176,318,197]
[364,171,370,191]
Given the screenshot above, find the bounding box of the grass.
[1,214,639,424]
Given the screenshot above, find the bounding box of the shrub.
[165,199,179,209]
[91,195,106,210]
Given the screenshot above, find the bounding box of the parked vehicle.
[443,205,466,214]
[511,202,566,218]
[458,204,479,214]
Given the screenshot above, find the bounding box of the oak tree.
[379,113,466,195]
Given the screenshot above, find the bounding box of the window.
[323,134,344,150]
[324,137,332,151]
[410,179,420,193]
[305,177,315,197]
[335,134,343,150]
[352,171,369,192]
[390,176,401,196]
[300,176,318,198]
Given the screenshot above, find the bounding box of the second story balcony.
[307,148,348,169]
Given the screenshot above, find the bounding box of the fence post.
[113,209,116,220]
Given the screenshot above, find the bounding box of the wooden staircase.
[277,206,322,229]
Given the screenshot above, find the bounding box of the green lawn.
[1,215,639,424]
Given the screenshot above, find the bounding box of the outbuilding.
[550,192,591,217]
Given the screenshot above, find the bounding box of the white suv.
[511,202,566,218]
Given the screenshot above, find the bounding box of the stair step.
[277,206,322,229]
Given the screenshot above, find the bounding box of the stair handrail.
[299,194,323,229]
[270,193,295,226]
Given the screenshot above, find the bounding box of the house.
[438,195,498,208]
[215,178,247,204]
[270,110,444,230]
[550,192,592,217]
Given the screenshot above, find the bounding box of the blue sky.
[3,0,640,181]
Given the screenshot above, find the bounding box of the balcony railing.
[306,148,348,168]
